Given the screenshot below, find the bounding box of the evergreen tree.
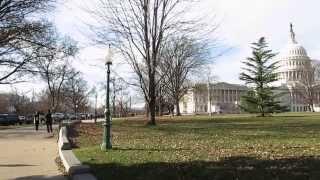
[240,37,286,116]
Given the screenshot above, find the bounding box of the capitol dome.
[278,24,309,60]
[279,43,308,59]
[277,23,312,84]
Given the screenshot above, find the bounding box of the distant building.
[276,24,320,112]
[179,82,248,114]
[0,93,16,113]
[179,24,320,114]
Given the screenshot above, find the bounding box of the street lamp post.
[101,45,113,150]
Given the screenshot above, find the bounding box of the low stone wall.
[58,123,96,180]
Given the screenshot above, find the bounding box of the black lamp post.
[101,45,113,150]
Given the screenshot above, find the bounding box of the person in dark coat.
[34,111,40,131]
[45,109,53,133]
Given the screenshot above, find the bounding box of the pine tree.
[240,37,286,116]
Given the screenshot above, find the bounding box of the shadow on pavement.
[13,175,67,180]
[0,164,37,167]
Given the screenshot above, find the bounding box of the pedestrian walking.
[45,110,53,133]
[34,111,40,131]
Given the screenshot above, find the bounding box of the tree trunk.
[159,99,163,116]
[148,99,156,125]
[51,96,56,112]
[175,98,181,116]
[113,97,116,117]
[261,108,265,117]
[147,74,156,125]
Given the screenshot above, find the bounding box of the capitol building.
[179,24,320,114]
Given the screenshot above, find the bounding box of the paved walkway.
[81,118,105,123]
[0,125,67,180]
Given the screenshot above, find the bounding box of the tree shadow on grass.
[85,156,320,180]
[113,147,190,152]
[275,115,307,118]
[153,121,320,137]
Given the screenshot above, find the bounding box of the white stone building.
[277,24,320,112]
[179,24,320,114]
[179,82,248,114]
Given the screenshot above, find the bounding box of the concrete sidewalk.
[0,125,67,180]
[81,118,105,123]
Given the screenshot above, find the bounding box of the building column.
[290,71,292,81]
[290,91,293,112]
[293,71,295,81]
[231,90,234,102]
[236,90,238,101]
[226,89,229,103]
[223,90,225,103]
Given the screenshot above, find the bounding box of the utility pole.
[112,79,116,118]
[207,78,212,116]
[158,85,162,116]
[129,96,132,115]
[94,93,97,124]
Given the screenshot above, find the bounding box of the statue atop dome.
[290,23,297,44]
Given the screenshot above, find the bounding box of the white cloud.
[2,0,320,104]
[206,0,320,84]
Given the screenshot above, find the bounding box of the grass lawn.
[71,113,320,180]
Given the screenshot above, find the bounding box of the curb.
[58,122,97,180]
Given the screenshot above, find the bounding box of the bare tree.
[0,89,37,115]
[0,93,10,113]
[85,0,208,125]
[88,86,98,123]
[34,90,51,113]
[9,90,33,115]
[0,0,56,84]
[35,32,78,112]
[42,63,70,112]
[160,36,211,116]
[100,77,130,117]
[62,70,89,114]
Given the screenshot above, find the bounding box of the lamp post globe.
[75,101,79,121]
[101,45,113,151]
[105,44,113,65]
[234,101,239,114]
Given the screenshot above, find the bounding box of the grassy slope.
[73,113,320,180]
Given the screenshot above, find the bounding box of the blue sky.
[1,0,320,107]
